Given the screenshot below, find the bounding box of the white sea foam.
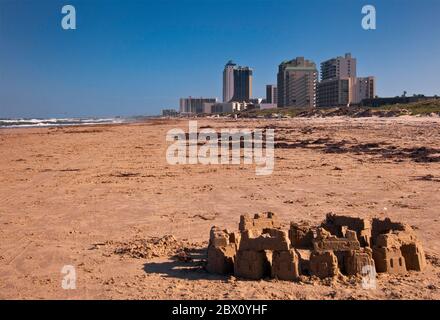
[0,117,125,128]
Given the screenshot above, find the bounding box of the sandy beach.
[0,117,439,300]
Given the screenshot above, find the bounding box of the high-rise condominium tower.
[277,57,318,108]
[320,53,357,81]
[317,53,375,107]
[266,85,278,104]
[222,60,253,102]
[354,76,376,102]
[223,61,236,103]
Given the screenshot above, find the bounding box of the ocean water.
[0,117,125,128]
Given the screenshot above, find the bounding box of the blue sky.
[0,0,439,118]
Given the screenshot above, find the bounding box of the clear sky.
[0,0,439,118]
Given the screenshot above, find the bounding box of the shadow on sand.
[143,247,227,281]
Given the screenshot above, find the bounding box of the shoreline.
[2,114,440,131]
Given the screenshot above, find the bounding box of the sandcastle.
[206,212,426,280]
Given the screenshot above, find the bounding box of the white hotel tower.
[223,60,236,102]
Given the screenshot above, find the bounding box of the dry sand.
[0,117,439,299]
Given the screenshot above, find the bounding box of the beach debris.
[206,212,426,280]
[113,235,187,259]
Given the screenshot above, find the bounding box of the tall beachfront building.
[266,85,278,104]
[222,60,253,102]
[320,53,357,81]
[223,61,236,102]
[317,53,375,107]
[277,57,318,108]
[355,76,376,103]
[318,53,357,107]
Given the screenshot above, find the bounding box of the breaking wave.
[0,117,125,128]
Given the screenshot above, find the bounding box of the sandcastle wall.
[206,212,426,280]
